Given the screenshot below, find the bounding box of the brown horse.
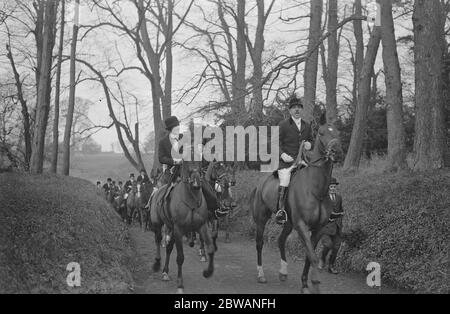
[126,182,144,229]
[113,189,127,222]
[148,160,215,293]
[250,113,343,294]
[197,161,237,262]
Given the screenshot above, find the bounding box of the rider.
[96,181,102,192]
[276,94,313,225]
[124,173,136,199]
[103,178,113,193]
[319,177,344,274]
[137,169,150,184]
[157,116,221,215]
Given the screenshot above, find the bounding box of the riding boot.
[328,250,339,274]
[275,186,288,225]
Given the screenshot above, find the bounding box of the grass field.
[67,152,153,183]
[0,172,134,293]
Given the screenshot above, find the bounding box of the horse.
[104,188,114,204]
[113,188,127,222]
[197,161,237,262]
[147,159,215,294]
[126,182,144,229]
[250,113,343,294]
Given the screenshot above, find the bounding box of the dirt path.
[129,227,400,294]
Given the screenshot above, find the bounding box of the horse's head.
[182,161,202,190]
[314,112,344,163]
[213,162,237,211]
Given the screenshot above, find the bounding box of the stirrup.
[275,209,287,225]
[215,208,229,218]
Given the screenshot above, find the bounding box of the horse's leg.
[152,225,162,272]
[212,220,218,252]
[199,233,207,262]
[296,222,322,294]
[278,221,293,281]
[174,227,185,293]
[138,208,143,231]
[328,234,342,274]
[319,234,332,270]
[256,216,269,284]
[162,233,175,281]
[198,224,215,278]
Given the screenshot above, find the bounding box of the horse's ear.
[319,111,327,126]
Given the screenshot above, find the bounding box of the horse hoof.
[176,288,184,294]
[301,287,310,294]
[279,273,288,282]
[200,256,207,263]
[257,276,267,284]
[203,269,213,278]
[162,273,171,281]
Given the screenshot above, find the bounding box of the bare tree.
[244,0,275,120]
[380,0,407,171]
[322,0,339,126]
[30,0,58,174]
[412,0,447,170]
[50,0,65,173]
[343,26,382,172]
[5,40,32,170]
[87,0,193,170]
[303,0,323,122]
[61,0,79,176]
[352,0,364,108]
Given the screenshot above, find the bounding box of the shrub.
[230,168,450,293]
[0,172,133,293]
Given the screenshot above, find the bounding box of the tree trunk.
[303,0,323,122]
[50,0,65,173]
[6,44,32,170]
[325,0,338,126]
[412,0,446,171]
[61,0,79,176]
[380,0,407,171]
[30,0,58,174]
[352,0,364,109]
[162,0,173,120]
[235,0,247,117]
[343,26,381,172]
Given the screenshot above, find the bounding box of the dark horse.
[197,161,237,262]
[250,113,343,294]
[148,159,215,293]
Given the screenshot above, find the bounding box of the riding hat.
[288,95,303,109]
[329,177,339,185]
[107,178,112,181]
[165,116,180,131]
[130,173,135,177]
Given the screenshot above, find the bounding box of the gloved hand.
[281,153,294,163]
[304,141,312,151]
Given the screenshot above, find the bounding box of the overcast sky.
[0,0,415,152]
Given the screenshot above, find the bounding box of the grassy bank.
[0,172,133,293]
[230,168,450,294]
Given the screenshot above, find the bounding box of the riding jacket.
[278,117,313,169]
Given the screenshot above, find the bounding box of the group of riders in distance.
[97,94,346,294]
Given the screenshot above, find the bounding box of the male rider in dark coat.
[157,116,220,214]
[319,177,344,274]
[137,169,150,184]
[276,95,314,224]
